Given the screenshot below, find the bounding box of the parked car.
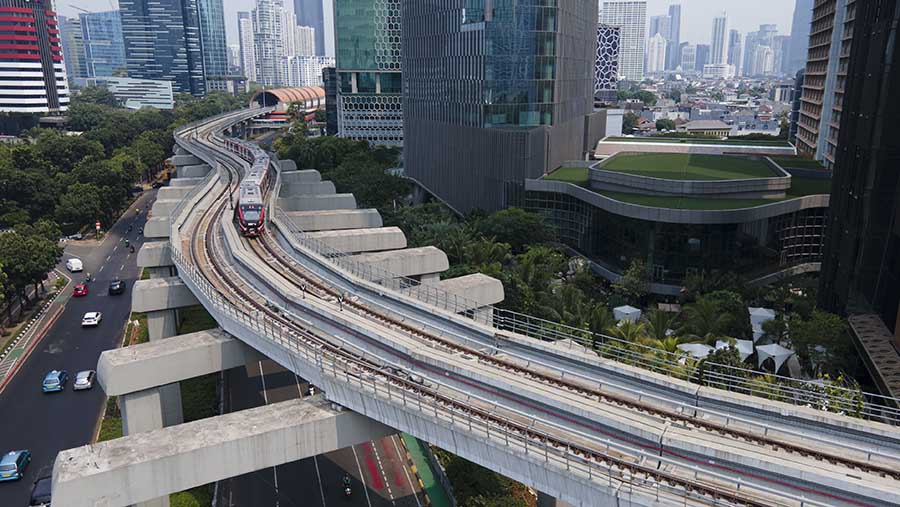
[42,370,67,393]
[73,370,96,391]
[0,450,31,481]
[109,279,125,295]
[81,312,102,327]
[29,472,51,506]
[73,283,88,297]
[65,258,83,272]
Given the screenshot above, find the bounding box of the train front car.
[236,183,265,237]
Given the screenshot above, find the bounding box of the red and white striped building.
[0,0,70,113]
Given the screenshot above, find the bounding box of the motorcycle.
[343,475,352,497]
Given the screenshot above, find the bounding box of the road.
[0,190,156,505]
[224,360,424,507]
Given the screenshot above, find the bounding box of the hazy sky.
[56,0,797,47]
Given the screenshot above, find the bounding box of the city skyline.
[59,0,795,48]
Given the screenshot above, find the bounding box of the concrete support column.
[145,266,173,279]
[536,492,575,507]
[473,306,494,325]
[146,309,178,343]
[120,389,164,435]
[420,273,440,285]
[144,309,183,427]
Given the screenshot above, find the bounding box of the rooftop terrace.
[598,153,775,181]
[603,136,793,147]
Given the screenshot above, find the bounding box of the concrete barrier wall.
[278,194,357,212]
[285,209,383,231]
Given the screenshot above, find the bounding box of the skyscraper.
[796,0,855,168]
[404,0,598,213]
[773,35,792,75]
[595,24,621,102]
[237,12,257,82]
[667,4,681,70]
[253,0,285,86]
[710,13,729,65]
[647,33,667,74]
[120,0,206,95]
[787,0,814,76]
[294,0,334,57]
[0,0,70,113]
[334,0,403,146]
[59,16,86,81]
[695,44,711,70]
[649,15,671,39]
[727,29,742,75]
[601,0,647,81]
[681,44,697,72]
[296,26,315,56]
[819,0,900,337]
[80,11,126,78]
[198,0,228,77]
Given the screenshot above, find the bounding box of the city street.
[0,190,156,505]
[224,360,424,507]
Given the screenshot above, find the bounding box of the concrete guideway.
[52,397,395,507]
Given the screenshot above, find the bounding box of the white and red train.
[224,138,273,238]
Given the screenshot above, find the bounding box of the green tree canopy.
[473,208,551,254]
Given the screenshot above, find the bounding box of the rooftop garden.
[599,153,775,181]
[604,136,793,147]
[544,166,590,186]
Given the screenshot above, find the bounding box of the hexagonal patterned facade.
[595,23,620,100]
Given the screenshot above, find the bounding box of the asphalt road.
[0,190,156,505]
[224,360,424,507]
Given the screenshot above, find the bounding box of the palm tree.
[643,309,679,342]
[681,298,732,344]
[605,319,649,343]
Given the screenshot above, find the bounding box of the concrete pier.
[349,247,449,279]
[285,209,383,231]
[278,193,357,212]
[304,227,407,254]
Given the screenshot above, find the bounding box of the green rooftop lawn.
[600,153,775,181]
[788,177,832,197]
[770,156,827,170]
[545,167,590,186]
[604,136,793,147]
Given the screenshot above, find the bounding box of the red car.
[73,283,88,297]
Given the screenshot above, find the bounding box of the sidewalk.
[402,434,454,507]
[0,270,70,391]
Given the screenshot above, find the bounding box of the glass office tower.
[403,0,598,213]
[80,11,126,78]
[198,0,228,78]
[334,0,403,146]
[120,0,206,95]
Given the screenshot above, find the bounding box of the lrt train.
[225,138,272,238]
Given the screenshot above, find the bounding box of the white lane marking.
[370,441,394,503]
[113,246,118,253]
[106,255,111,262]
[391,436,422,507]
[313,456,328,507]
[119,264,125,271]
[351,446,374,507]
[98,266,104,273]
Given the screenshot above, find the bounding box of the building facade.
[120,0,206,95]
[77,76,174,109]
[695,44,710,71]
[198,0,228,78]
[666,3,681,70]
[284,55,334,87]
[294,0,324,56]
[403,0,599,213]
[59,16,85,81]
[0,0,70,113]
[253,0,285,87]
[237,12,257,82]
[681,44,697,72]
[600,0,646,81]
[646,33,667,74]
[296,26,315,56]
[595,24,621,102]
[788,0,814,76]
[710,13,729,65]
[334,0,403,146]
[727,29,742,74]
[819,0,900,337]
[80,11,126,78]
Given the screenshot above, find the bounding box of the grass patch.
[97,397,122,442]
[181,374,218,422]
[140,268,150,280]
[178,306,217,334]
[605,136,792,147]
[129,313,149,345]
[788,177,832,197]
[545,167,589,186]
[771,156,826,170]
[170,485,213,507]
[601,154,774,181]
[598,191,775,210]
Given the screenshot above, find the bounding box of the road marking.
[120,264,125,271]
[313,456,328,507]
[113,246,118,253]
[98,266,104,273]
[352,446,374,507]
[369,441,394,502]
[392,436,423,507]
[106,255,111,262]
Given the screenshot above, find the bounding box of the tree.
[474,208,552,254]
[669,89,682,103]
[73,85,120,107]
[700,290,752,340]
[55,183,104,231]
[656,118,676,131]
[698,345,750,387]
[788,310,853,377]
[606,319,648,343]
[680,297,733,344]
[612,259,650,306]
[622,112,640,134]
[644,309,679,342]
[31,130,105,173]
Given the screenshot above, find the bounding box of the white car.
[65,258,83,272]
[73,370,96,391]
[81,312,102,327]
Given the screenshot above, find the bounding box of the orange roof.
[251,87,325,105]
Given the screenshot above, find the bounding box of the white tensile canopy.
[716,339,754,361]
[756,343,795,372]
[678,343,714,360]
[613,305,642,322]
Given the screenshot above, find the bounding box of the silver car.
[73,370,96,391]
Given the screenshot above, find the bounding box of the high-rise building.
[595,24,621,102]
[282,11,298,57]
[727,29,742,75]
[667,4,681,70]
[646,33,667,74]
[788,69,804,143]
[284,55,334,87]
[296,26,315,56]
[59,16,86,81]
[695,44,710,70]
[796,0,855,168]
[0,0,70,113]
[120,0,206,95]
[819,0,900,338]
[601,0,647,81]
[787,0,814,76]
[404,0,599,213]
[323,65,337,134]
[237,12,257,82]
[80,11,126,78]
[294,0,333,57]
[253,0,285,86]
[773,35,792,75]
[227,44,241,72]
[649,15,671,39]
[710,13,729,65]
[198,0,228,78]
[742,30,759,76]
[334,0,403,146]
[752,45,775,75]
[681,44,697,72]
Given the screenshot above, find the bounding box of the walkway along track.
[172,114,898,507]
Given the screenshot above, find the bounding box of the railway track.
[172,117,891,507]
